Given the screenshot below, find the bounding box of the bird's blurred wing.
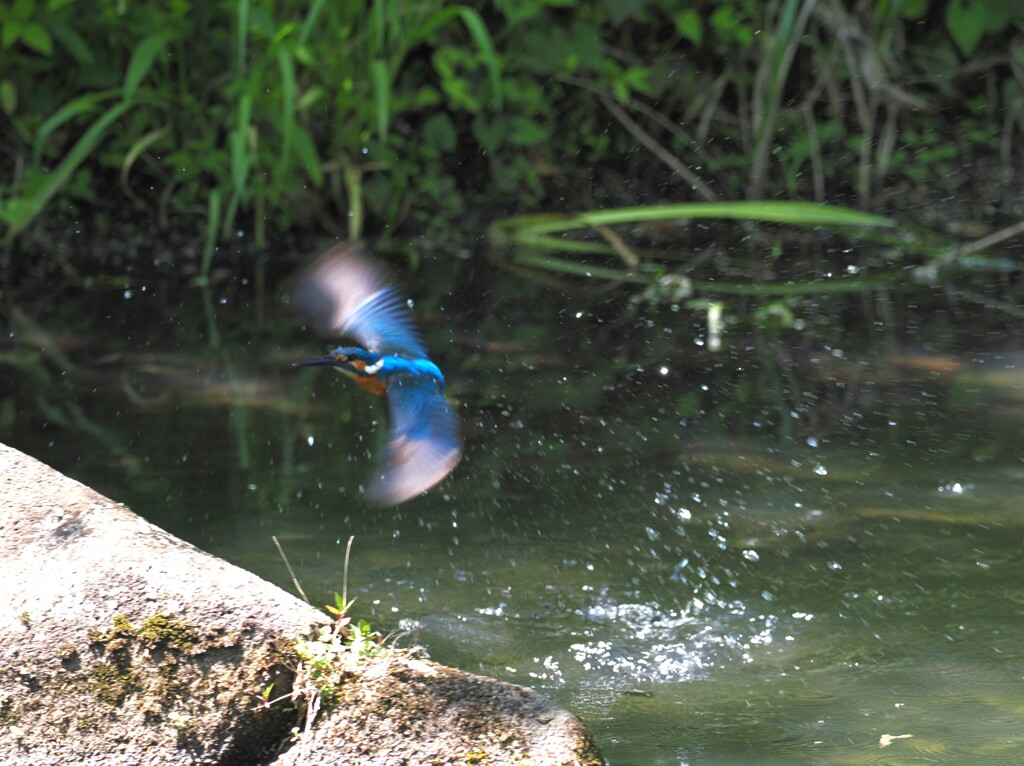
[294,243,428,358]
[367,373,461,506]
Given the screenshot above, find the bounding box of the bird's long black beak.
[294,355,340,368]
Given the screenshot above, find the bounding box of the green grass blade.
[44,19,95,64]
[236,0,250,74]
[371,0,386,54]
[231,91,253,190]
[120,126,170,192]
[276,47,296,179]
[200,188,222,283]
[33,89,120,166]
[493,201,895,240]
[293,126,323,187]
[456,7,503,109]
[299,0,327,45]
[123,33,170,101]
[370,58,390,139]
[5,100,134,242]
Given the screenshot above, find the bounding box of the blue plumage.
[294,244,461,506]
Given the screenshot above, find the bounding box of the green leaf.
[423,112,457,152]
[276,47,296,179]
[600,0,647,26]
[45,19,95,64]
[457,6,503,108]
[4,100,135,242]
[3,20,26,50]
[674,9,703,45]
[235,0,249,73]
[298,0,327,45]
[900,0,929,20]
[370,58,390,139]
[493,0,544,25]
[0,79,16,115]
[564,20,605,70]
[493,201,896,240]
[120,127,170,192]
[509,116,548,145]
[123,34,170,101]
[297,85,324,112]
[945,0,987,56]
[13,0,33,22]
[21,21,53,55]
[292,126,323,187]
[471,115,508,152]
[34,89,120,166]
[200,188,222,281]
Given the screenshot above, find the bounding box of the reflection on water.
[3,292,1024,766]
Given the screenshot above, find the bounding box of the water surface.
[4,283,1023,765]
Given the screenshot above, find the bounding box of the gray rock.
[272,655,604,766]
[0,443,604,766]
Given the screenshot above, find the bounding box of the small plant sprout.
[260,536,388,737]
[288,597,386,736]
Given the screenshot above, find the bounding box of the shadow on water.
[3,275,1024,766]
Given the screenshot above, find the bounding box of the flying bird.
[293,244,461,505]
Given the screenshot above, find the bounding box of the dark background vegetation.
[1,0,1022,443]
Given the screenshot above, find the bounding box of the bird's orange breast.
[340,359,388,396]
[352,375,388,396]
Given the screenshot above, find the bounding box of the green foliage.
[0,0,506,245]
[944,0,1023,56]
[0,0,1021,252]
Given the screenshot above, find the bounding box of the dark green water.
[4,284,1024,765]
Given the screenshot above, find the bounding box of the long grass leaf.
[236,0,250,74]
[123,33,170,101]
[293,126,324,187]
[231,92,253,190]
[120,126,170,195]
[45,19,95,64]
[276,48,296,180]
[370,58,390,139]
[371,0,386,54]
[5,100,134,241]
[493,201,895,240]
[200,188,222,283]
[33,89,120,166]
[299,0,327,45]
[456,7,503,109]
[402,7,461,48]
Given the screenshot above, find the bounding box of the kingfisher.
[293,244,461,506]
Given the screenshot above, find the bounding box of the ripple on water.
[538,596,784,686]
